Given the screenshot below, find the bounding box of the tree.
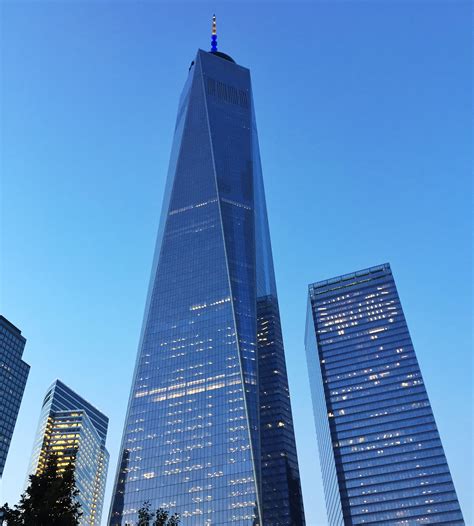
[153,508,180,526]
[0,453,82,526]
[136,502,180,526]
[137,501,154,526]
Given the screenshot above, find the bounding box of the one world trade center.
[109,19,305,526]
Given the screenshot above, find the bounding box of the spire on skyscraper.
[211,14,218,52]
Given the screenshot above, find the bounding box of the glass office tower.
[28,380,109,526]
[305,263,464,525]
[109,44,304,525]
[0,315,30,477]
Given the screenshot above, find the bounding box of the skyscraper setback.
[109,31,304,526]
[305,263,464,525]
[0,315,30,478]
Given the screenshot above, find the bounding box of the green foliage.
[137,501,154,526]
[0,454,82,526]
[153,508,180,526]
[135,502,180,526]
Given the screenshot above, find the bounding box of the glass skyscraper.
[305,263,464,525]
[28,380,109,526]
[108,37,304,526]
[0,315,30,478]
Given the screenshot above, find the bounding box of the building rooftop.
[309,263,392,295]
[0,315,23,336]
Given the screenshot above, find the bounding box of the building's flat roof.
[309,263,391,291]
[0,315,23,335]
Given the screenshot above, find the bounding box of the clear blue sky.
[1,2,472,525]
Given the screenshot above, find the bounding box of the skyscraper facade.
[0,315,30,478]
[305,263,464,525]
[28,380,109,526]
[108,39,304,525]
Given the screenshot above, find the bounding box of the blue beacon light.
[211,14,218,52]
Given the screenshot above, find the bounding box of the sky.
[0,1,472,525]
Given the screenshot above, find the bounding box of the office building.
[109,19,305,526]
[28,380,109,526]
[305,263,464,525]
[0,315,30,477]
